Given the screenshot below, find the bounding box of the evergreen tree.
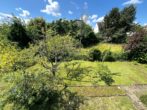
[8,16,31,48]
[101,5,136,43]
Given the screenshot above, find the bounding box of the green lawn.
[69,86,126,97]
[79,96,135,110]
[59,61,147,86]
[80,43,124,55]
[1,61,147,87]
[1,61,147,110]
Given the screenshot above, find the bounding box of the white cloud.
[16,8,30,17]
[90,14,98,20]
[0,12,12,18]
[133,21,138,24]
[90,14,98,23]
[0,12,31,24]
[41,0,61,17]
[144,23,147,26]
[97,16,104,22]
[68,10,73,15]
[94,24,99,33]
[0,12,12,23]
[123,0,143,5]
[89,15,104,23]
[80,14,104,33]
[81,14,89,24]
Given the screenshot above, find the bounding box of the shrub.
[125,28,147,61]
[137,54,147,64]
[140,95,147,107]
[2,72,82,110]
[98,65,115,86]
[102,50,116,62]
[89,49,101,61]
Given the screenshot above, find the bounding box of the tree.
[3,71,82,110]
[125,28,147,62]
[8,16,31,48]
[38,35,78,76]
[47,19,98,47]
[48,19,71,35]
[27,17,46,42]
[103,8,121,42]
[120,5,136,32]
[101,5,136,43]
[2,36,83,110]
[76,21,98,47]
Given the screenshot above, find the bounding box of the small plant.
[98,65,115,86]
[89,49,101,61]
[140,95,147,107]
[92,64,117,86]
[102,50,116,62]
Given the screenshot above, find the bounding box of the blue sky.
[0,0,147,30]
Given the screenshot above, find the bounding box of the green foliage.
[98,65,115,86]
[137,53,147,64]
[64,62,91,81]
[102,50,116,62]
[125,28,147,63]
[12,44,39,71]
[102,5,136,43]
[0,42,18,73]
[120,5,136,32]
[39,35,77,63]
[89,49,101,61]
[140,95,147,107]
[76,21,98,47]
[0,23,10,42]
[27,17,46,42]
[48,19,98,47]
[8,16,31,48]
[2,72,82,110]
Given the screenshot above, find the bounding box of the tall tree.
[103,8,120,42]
[8,16,31,48]
[27,17,46,42]
[101,5,136,43]
[120,5,136,32]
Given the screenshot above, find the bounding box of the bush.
[89,49,101,61]
[125,28,147,61]
[98,65,115,86]
[137,54,147,64]
[2,72,82,110]
[81,32,98,47]
[140,95,147,107]
[102,50,116,62]
[8,17,31,48]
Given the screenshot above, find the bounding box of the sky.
[0,0,147,32]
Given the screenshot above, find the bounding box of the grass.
[1,61,147,87]
[79,96,135,110]
[140,95,147,107]
[80,43,124,56]
[69,86,126,97]
[59,61,147,86]
[0,43,147,110]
